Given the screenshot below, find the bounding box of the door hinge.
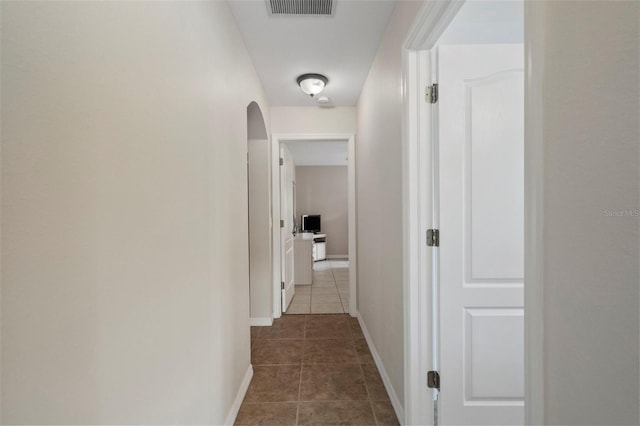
[279,157,284,166]
[280,219,284,228]
[427,370,440,390]
[425,83,439,104]
[427,229,439,247]
[281,281,285,290]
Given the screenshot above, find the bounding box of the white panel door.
[280,145,295,312]
[438,44,524,426]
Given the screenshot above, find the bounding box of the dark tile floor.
[236,314,400,426]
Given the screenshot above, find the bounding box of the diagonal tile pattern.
[239,314,399,426]
[287,260,350,314]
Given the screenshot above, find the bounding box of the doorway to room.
[282,139,349,314]
[271,134,356,318]
[402,1,530,425]
[246,102,273,327]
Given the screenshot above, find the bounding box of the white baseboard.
[250,317,273,326]
[356,311,404,423]
[327,255,349,260]
[224,364,253,425]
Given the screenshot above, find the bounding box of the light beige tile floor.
[286,259,349,315]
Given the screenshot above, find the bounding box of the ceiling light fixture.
[297,73,328,97]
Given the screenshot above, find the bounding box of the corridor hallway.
[237,315,399,425]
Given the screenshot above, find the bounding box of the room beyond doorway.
[271,133,357,319]
[286,259,350,314]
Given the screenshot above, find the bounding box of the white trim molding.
[401,46,434,426]
[401,2,466,424]
[346,132,357,317]
[357,312,404,422]
[271,133,357,318]
[224,365,253,425]
[249,317,274,327]
[404,0,465,51]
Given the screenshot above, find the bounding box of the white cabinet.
[295,234,328,284]
[294,234,313,285]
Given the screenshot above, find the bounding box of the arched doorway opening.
[246,102,272,325]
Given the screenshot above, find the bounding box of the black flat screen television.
[301,214,321,233]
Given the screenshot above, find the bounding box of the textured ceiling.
[229,0,396,106]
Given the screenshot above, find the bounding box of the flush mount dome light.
[297,73,328,97]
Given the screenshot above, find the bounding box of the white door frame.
[401,1,544,425]
[271,133,357,318]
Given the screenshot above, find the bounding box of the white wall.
[295,166,349,256]
[249,139,272,320]
[1,1,269,424]
[356,0,423,408]
[541,1,639,425]
[271,106,357,134]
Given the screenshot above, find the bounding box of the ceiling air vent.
[267,0,334,16]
